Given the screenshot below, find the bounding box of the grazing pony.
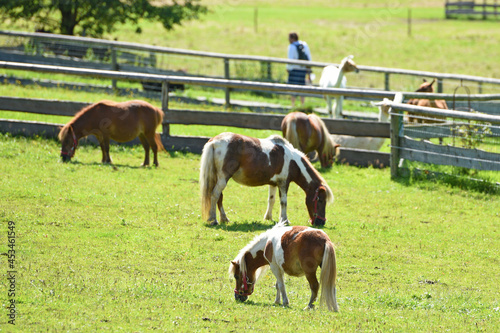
[58,100,164,166]
[229,222,339,311]
[200,133,333,226]
[330,94,402,150]
[319,55,359,118]
[281,112,340,168]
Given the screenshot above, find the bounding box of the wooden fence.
[2,30,500,102]
[2,61,500,172]
[0,61,401,167]
[446,1,500,19]
[388,101,500,178]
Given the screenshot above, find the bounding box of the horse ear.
[230,260,238,266]
[430,79,436,86]
[422,79,427,83]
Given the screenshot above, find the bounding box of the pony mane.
[228,224,286,283]
[58,101,105,141]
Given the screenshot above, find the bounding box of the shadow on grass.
[65,160,144,170]
[206,220,275,232]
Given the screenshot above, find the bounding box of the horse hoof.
[209,220,219,226]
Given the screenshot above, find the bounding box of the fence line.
[2,30,500,96]
[387,100,500,177]
[2,61,500,102]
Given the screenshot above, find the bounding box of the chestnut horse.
[281,112,340,168]
[229,222,339,311]
[58,100,164,166]
[200,133,334,226]
[407,79,448,123]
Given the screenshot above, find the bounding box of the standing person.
[287,32,312,107]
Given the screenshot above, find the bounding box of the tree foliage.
[0,0,207,37]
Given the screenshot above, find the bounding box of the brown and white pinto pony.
[58,100,164,166]
[229,222,339,311]
[200,133,334,226]
[281,112,340,168]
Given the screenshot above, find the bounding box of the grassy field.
[0,133,499,331]
[1,3,500,330]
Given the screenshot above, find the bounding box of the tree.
[0,0,207,37]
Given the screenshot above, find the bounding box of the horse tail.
[320,240,339,312]
[200,140,216,221]
[283,117,302,152]
[154,133,165,152]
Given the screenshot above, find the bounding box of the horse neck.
[69,115,88,140]
[378,106,390,122]
[333,66,345,87]
[291,157,321,195]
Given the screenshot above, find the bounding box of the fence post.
[111,47,118,90]
[267,61,272,81]
[384,73,390,91]
[161,81,170,138]
[224,58,231,108]
[390,94,404,179]
[437,79,443,93]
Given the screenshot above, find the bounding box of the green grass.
[0,133,499,331]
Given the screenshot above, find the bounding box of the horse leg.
[270,264,289,307]
[304,272,320,310]
[278,184,290,225]
[209,178,227,225]
[143,131,160,167]
[101,136,112,164]
[274,282,281,304]
[263,185,277,221]
[334,96,343,118]
[138,134,151,167]
[326,96,333,117]
[217,192,229,223]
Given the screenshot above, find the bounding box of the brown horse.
[229,222,339,311]
[58,100,165,166]
[281,112,340,168]
[200,133,334,226]
[407,79,448,123]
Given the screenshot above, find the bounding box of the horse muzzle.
[311,217,326,227]
[234,293,248,302]
[61,154,71,162]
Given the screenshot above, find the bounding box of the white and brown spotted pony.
[200,133,334,226]
[229,222,339,311]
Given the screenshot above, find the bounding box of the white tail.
[200,141,216,220]
[320,241,339,312]
[284,118,300,150]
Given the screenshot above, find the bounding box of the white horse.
[319,55,359,118]
[330,94,403,151]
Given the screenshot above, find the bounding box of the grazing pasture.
[0,134,499,331]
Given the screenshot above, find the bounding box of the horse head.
[415,79,436,93]
[230,260,255,302]
[306,185,331,226]
[59,125,78,162]
[341,55,359,73]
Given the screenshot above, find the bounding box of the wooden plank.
[0,97,88,116]
[0,118,61,138]
[337,148,390,168]
[0,50,111,70]
[388,102,500,123]
[162,135,209,154]
[399,136,500,171]
[166,109,390,137]
[2,60,500,102]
